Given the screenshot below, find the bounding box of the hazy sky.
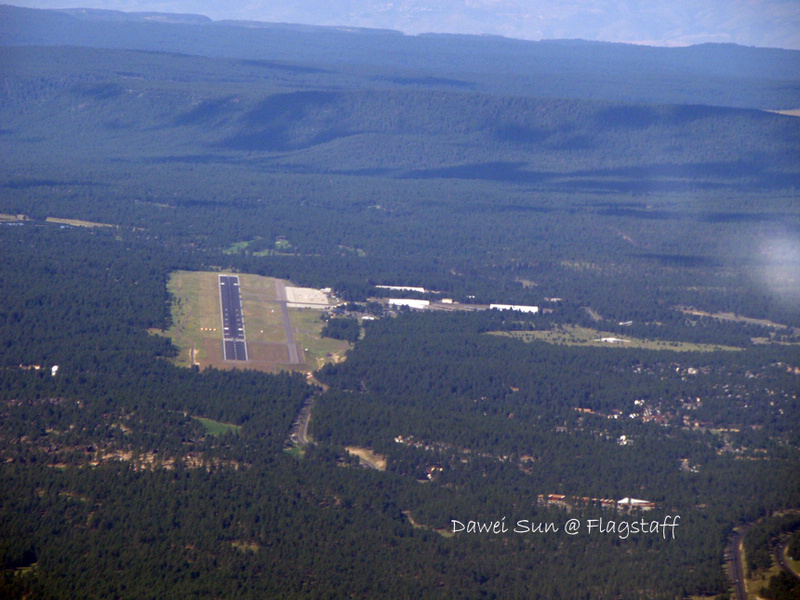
[8,0,800,49]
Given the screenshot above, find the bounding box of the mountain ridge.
[5,0,800,49]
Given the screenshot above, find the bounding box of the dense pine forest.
[1,5,799,599]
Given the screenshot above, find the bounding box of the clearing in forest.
[159,271,350,372]
[492,325,742,352]
[193,417,242,437]
[345,446,387,471]
[45,217,115,228]
[678,308,791,331]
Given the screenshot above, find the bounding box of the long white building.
[489,304,539,314]
[388,298,430,310]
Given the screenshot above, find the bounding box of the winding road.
[288,397,314,445]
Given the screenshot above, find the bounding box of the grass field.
[345,446,387,471]
[679,308,790,331]
[787,553,800,576]
[223,238,294,256]
[283,446,306,460]
[291,308,351,370]
[193,417,242,437]
[491,325,742,352]
[745,562,781,600]
[1,213,114,228]
[162,270,225,368]
[237,273,287,344]
[785,545,800,577]
[45,217,115,228]
[231,540,260,553]
[161,270,349,372]
[223,240,251,254]
[402,511,454,539]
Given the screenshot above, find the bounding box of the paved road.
[728,529,747,600]
[275,280,301,364]
[287,378,329,447]
[288,397,314,445]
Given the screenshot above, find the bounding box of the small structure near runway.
[284,286,331,309]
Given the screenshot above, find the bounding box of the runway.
[219,275,248,361]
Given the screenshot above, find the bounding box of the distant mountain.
[2,4,799,110]
[5,0,800,49]
[251,0,800,50]
[57,8,213,24]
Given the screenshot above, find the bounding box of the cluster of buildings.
[318,283,545,315]
[385,297,540,314]
[17,364,59,376]
[537,494,655,512]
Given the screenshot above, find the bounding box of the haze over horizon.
[6,0,800,50]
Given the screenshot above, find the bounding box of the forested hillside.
[1,7,799,599]
[2,44,799,324]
